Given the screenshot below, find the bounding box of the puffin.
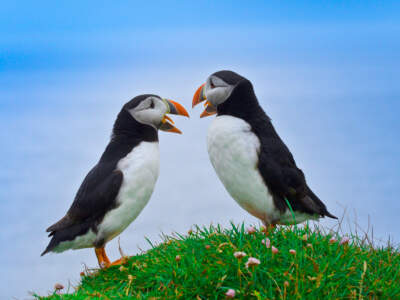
[192,70,336,229]
[42,95,189,268]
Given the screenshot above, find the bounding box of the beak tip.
[166,99,190,118]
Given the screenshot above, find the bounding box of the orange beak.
[159,99,190,134]
[192,83,217,118]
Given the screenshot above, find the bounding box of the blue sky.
[1,1,400,298]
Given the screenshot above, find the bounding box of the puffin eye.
[150,101,155,109]
[210,80,216,89]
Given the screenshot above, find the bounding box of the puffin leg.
[95,247,127,268]
[101,247,111,266]
[95,247,111,268]
[262,223,276,236]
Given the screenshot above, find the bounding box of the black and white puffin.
[42,95,189,268]
[192,70,336,229]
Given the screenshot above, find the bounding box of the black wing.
[255,122,336,219]
[46,162,123,233]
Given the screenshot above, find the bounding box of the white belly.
[97,141,160,242]
[207,116,279,223]
[208,116,316,225]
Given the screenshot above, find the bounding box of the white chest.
[207,116,278,223]
[98,141,160,241]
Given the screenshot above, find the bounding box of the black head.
[113,94,189,139]
[192,70,258,118]
[211,70,246,86]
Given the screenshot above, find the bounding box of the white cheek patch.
[128,98,167,128]
[130,110,159,128]
[206,85,234,106]
[135,99,152,111]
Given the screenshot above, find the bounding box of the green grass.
[35,223,400,299]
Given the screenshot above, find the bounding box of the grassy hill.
[36,223,400,299]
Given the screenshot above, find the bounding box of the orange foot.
[109,257,128,267]
[95,247,128,269]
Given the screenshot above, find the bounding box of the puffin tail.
[305,186,338,220]
[41,248,50,256]
[41,219,93,256]
[46,214,74,232]
[42,214,76,256]
[323,209,338,220]
[41,237,57,256]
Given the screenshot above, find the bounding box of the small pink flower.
[54,283,64,294]
[329,237,337,244]
[271,246,279,254]
[175,255,181,262]
[284,281,289,287]
[289,249,296,255]
[306,243,312,248]
[247,226,256,234]
[245,257,261,268]
[233,251,247,259]
[340,237,350,245]
[225,288,236,298]
[262,238,271,248]
[205,245,211,250]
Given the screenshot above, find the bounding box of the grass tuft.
[35,223,400,299]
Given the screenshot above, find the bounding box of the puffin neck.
[99,110,158,163]
[217,80,263,120]
[112,109,158,142]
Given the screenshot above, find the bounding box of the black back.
[42,95,159,255]
[215,71,336,219]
